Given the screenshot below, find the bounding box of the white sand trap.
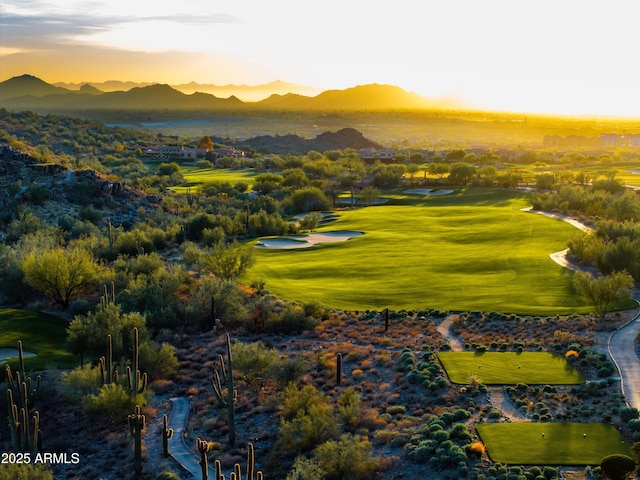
[404,188,454,196]
[630,170,640,174]
[0,348,36,362]
[256,230,363,249]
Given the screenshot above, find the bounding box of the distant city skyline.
[1,0,639,116]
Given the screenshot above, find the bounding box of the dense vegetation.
[1,108,639,479]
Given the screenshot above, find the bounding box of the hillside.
[236,127,383,154]
[0,75,454,112]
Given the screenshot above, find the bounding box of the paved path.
[608,308,640,410]
[167,396,212,479]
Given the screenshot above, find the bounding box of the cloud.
[0,1,240,51]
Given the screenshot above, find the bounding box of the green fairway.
[172,167,258,193]
[476,423,630,465]
[246,189,593,314]
[437,352,584,385]
[0,309,75,370]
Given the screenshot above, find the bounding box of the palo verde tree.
[200,241,255,282]
[21,247,105,308]
[573,270,635,320]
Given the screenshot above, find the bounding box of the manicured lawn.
[246,188,596,314]
[476,423,630,465]
[437,352,584,385]
[0,309,76,370]
[171,167,258,193]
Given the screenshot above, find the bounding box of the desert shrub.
[271,356,308,387]
[280,384,330,420]
[82,383,150,426]
[266,304,319,333]
[620,407,639,422]
[285,457,326,480]
[312,434,379,480]
[337,387,361,428]
[386,405,407,416]
[278,402,340,455]
[0,463,53,479]
[156,472,181,480]
[232,340,280,386]
[600,454,636,480]
[58,363,102,399]
[138,341,178,380]
[466,441,486,457]
[542,466,558,479]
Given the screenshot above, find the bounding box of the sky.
[1,0,639,116]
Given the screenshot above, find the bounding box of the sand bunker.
[256,230,364,249]
[404,188,454,196]
[630,170,640,174]
[0,348,36,362]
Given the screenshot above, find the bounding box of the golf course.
[247,188,593,314]
[476,423,630,465]
[437,352,584,385]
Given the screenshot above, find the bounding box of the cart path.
[167,396,212,478]
[608,309,640,410]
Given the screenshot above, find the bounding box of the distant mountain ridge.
[53,79,322,101]
[0,74,465,111]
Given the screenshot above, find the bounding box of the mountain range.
[0,74,465,112]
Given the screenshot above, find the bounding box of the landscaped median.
[437,352,584,385]
[476,423,630,465]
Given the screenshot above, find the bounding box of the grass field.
[246,188,596,314]
[476,423,630,465]
[437,352,584,385]
[0,309,75,370]
[171,167,258,194]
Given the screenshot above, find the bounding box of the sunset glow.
[1,0,639,116]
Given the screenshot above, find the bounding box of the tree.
[22,247,104,308]
[573,270,635,320]
[198,135,214,150]
[447,162,476,185]
[410,152,425,165]
[200,241,255,281]
[358,186,380,206]
[427,162,450,180]
[600,454,636,480]
[285,187,332,214]
[299,212,323,232]
[67,302,148,361]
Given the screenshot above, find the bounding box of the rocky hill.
[0,145,158,237]
[236,127,383,154]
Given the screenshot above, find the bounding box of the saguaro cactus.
[6,341,41,411]
[7,389,39,453]
[128,404,146,475]
[384,307,390,332]
[127,327,147,395]
[336,353,343,386]
[197,437,213,480]
[209,333,237,446]
[161,413,173,458]
[228,443,263,480]
[99,334,118,385]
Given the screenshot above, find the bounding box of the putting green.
[437,352,584,385]
[246,189,593,314]
[476,423,630,465]
[0,309,75,369]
